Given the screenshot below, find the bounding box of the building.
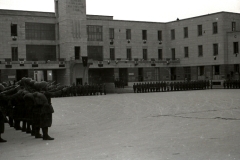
[0,0,239,86]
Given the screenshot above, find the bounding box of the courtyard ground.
[0,89,240,160]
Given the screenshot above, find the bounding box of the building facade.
[0,0,239,86]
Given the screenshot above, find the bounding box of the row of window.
[88,22,237,42]
[9,41,239,62]
[10,45,56,61]
[9,21,237,41]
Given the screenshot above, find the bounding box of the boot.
[14,120,22,130]
[31,125,35,136]
[26,122,32,134]
[0,135,7,143]
[35,127,43,138]
[42,127,54,140]
[9,118,14,127]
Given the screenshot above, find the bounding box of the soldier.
[0,108,6,142]
[133,83,136,93]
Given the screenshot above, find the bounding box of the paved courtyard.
[0,89,240,160]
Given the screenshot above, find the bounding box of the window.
[213,22,218,34]
[198,66,204,76]
[158,30,162,41]
[198,45,203,57]
[11,47,18,61]
[233,42,239,54]
[234,64,239,73]
[213,44,218,55]
[198,25,202,36]
[87,46,103,61]
[26,45,56,61]
[232,22,236,31]
[171,29,175,40]
[158,49,162,60]
[184,67,191,81]
[110,48,115,60]
[109,28,114,39]
[87,25,103,41]
[184,27,188,38]
[142,30,147,40]
[143,49,148,60]
[214,65,220,75]
[25,23,55,40]
[11,24,17,36]
[126,29,131,40]
[127,48,132,60]
[172,48,175,60]
[75,46,80,60]
[184,47,189,58]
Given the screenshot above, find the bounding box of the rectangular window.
[213,43,218,55]
[198,25,202,36]
[158,49,162,60]
[109,28,114,39]
[11,47,18,61]
[87,46,103,61]
[214,65,220,75]
[233,42,239,54]
[143,49,148,60]
[184,67,191,81]
[25,23,55,40]
[171,29,175,40]
[213,22,218,34]
[234,64,239,73]
[184,47,189,58]
[184,27,188,38]
[110,48,115,60]
[198,66,205,76]
[75,46,80,60]
[198,45,203,57]
[126,29,131,40]
[142,30,147,40]
[11,24,17,36]
[87,25,103,41]
[127,48,132,60]
[232,22,236,31]
[158,30,162,41]
[26,45,56,61]
[172,48,175,60]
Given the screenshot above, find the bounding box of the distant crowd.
[62,83,106,97]
[133,80,212,93]
[223,80,240,89]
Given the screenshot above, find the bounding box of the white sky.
[0,0,239,22]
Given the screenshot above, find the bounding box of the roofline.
[0,9,55,17]
[166,11,240,23]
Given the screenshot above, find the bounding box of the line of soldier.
[0,78,68,143]
[114,79,125,88]
[62,83,106,97]
[223,80,240,89]
[133,80,212,93]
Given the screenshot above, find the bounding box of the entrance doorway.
[138,68,143,82]
[119,68,128,85]
[171,67,176,80]
[16,70,28,81]
[76,78,82,85]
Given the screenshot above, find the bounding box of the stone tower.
[54,0,88,85]
[55,0,87,60]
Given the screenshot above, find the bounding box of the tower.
[55,0,87,60]
[55,0,88,85]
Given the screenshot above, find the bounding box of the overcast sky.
[0,0,239,22]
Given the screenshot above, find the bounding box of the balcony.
[89,58,180,68]
[0,58,66,69]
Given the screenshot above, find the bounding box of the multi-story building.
[0,0,239,86]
